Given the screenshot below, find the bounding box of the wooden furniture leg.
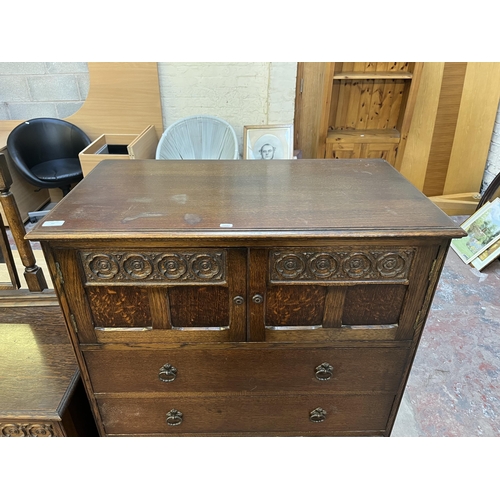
[0,154,47,292]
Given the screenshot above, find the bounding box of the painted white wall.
[157,62,298,155]
[481,102,500,193]
[1,62,298,157]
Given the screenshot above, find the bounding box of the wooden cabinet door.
[325,142,362,160]
[248,247,435,343]
[325,142,397,165]
[52,247,247,344]
[363,143,398,166]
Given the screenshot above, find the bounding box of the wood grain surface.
[84,346,409,394]
[0,306,76,418]
[27,159,464,240]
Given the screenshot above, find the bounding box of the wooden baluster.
[0,153,48,292]
[0,211,21,289]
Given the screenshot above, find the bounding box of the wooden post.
[0,153,48,292]
[0,211,20,289]
[294,62,335,158]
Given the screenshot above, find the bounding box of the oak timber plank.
[399,62,445,191]
[443,62,500,195]
[422,63,467,196]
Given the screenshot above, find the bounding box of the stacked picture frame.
[451,197,500,271]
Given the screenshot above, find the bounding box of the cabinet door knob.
[233,295,244,305]
[159,363,177,383]
[166,409,183,426]
[315,362,333,381]
[309,407,327,423]
[252,294,264,304]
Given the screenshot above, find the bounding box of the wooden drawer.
[84,347,409,394]
[97,393,396,435]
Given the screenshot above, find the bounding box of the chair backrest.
[7,117,91,191]
[156,115,239,160]
[7,117,91,171]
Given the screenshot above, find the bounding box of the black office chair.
[7,118,91,206]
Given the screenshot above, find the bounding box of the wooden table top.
[27,159,465,241]
[0,306,78,420]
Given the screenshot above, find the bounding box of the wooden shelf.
[293,62,422,165]
[333,71,413,80]
[327,129,401,144]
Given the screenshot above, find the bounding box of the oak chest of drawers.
[28,159,465,436]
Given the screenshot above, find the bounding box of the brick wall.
[157,62,297,153]
[481,102,500,193]
[1,62,297,156]
[0,62,89,120]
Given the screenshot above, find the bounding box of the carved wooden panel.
[87,286,152,328]
[168,286,230,328]
[343,284,408,325]
[264,283,407,329]
[81,250,226,284]
[269,249,414,283]
[265,286,326,326]
[1,422,55,437]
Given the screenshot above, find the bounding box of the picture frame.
[450,197,500,264]
[243,124,294,160]
[471,238,500,271]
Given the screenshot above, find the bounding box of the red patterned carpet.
[395,217,500,436]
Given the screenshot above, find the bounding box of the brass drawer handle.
[309,407,327,423]
[233,295,244,305]
[315,362,333,381]
[159,363,177,383]
[252,294,263,304]
[166,409,183,426]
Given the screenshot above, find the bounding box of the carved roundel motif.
[342,253,372,278]
[88,254,119,279]
[157,254,188,279]
[0,423,54,437]
[1,424,26,437]
[190,254,221,279]
[376,253,407,278]
[27,424,54,437]
[275,254,306,279]
[122,254,153,279]
[308,253,338,278]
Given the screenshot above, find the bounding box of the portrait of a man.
[259,143,276,159]
[243,125,293,160]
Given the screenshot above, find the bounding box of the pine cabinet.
[28,158,464,436]
[295,62,422,170]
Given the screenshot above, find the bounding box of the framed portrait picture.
[450,197,500,264]
[243,124,293,160]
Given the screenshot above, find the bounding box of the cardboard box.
[79,125,158,177]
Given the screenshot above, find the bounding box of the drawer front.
[97,393,396,435]
[84,347,409,394]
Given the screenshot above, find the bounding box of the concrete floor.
[392,222,500,436]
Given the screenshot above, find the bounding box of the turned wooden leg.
[0,154,48,292]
